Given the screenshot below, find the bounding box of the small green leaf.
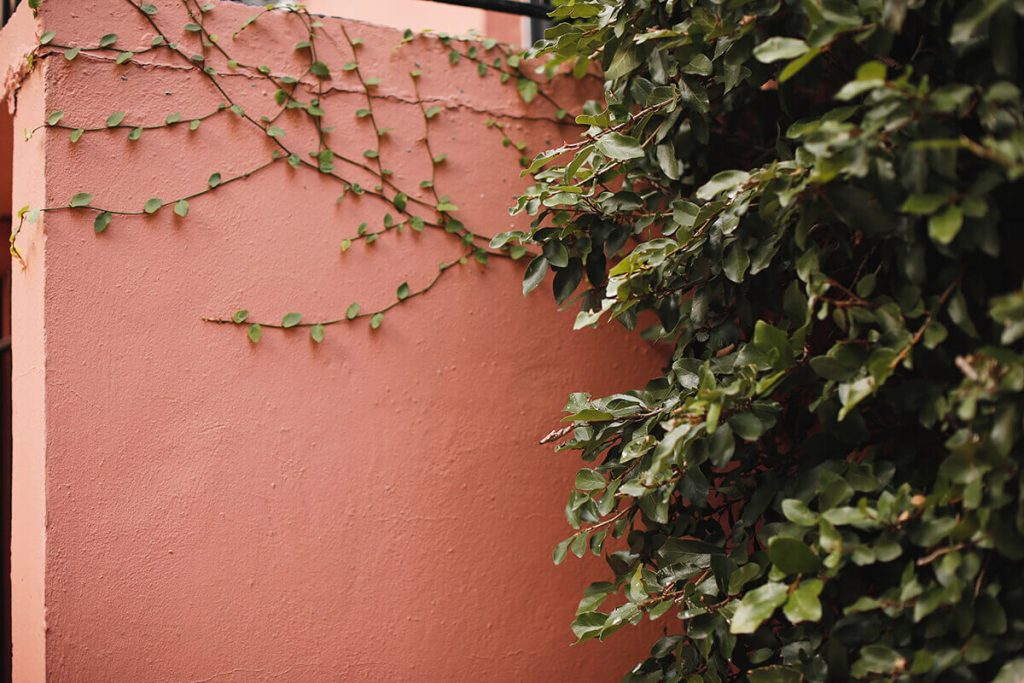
[64,47,81,61]
[901,193,947,214]
[174,199,189,217]
[310,324,325,343]
[266,125,285,138]
[208,173,221,188]
[140,3,158,14]
[753,37,809,63]
[783,579,823,624]
[310,61,330,78]
[346,303,360,320]
[106,111,126,127]
[370,312,384,329]
[781,499,818,526]
[340,239,352,252]
[40,31,55,45]
[128,126,142,141]
[282,312,302,328]
[425,106,442,119]
[575,469,606,491]
[46,110,64,126]
[768,537,820,575]
[596,132,645,160]
[189,119,201,131]
[93,211,112,233]
[143,198,163,214]
[553,537,573,565]
[69,192,93,208]
[115,51,133,64]
[516,78,538,103]
[397,282,410,300]
[232,309,249,323]
[99,33,117,48]
[928,205,964,244]
[70,128,84,143]
[247,323,262,343]
[523,255,548,295]
[731,582,788,634]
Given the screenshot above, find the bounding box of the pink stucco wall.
[7,1,663,680]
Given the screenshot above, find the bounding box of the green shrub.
[502,0,1024,679]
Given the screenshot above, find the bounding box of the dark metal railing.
[429,0,552,18]
[1,0,20,28]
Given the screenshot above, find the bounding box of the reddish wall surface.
[7,1,663,680]
[303,0,527,46]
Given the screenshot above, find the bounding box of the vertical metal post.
[528,0,551,44]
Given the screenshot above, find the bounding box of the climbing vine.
[11,0,567,343]
[498,0,1024,681]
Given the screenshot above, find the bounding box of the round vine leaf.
[246,323,261,344]
[309,61,330,78]
[40,31,55,45]
[139,2,158,14]
[515,78,538,103]
[69,128,84,143]
[105,111,126,128]
[266,126,285,138]
[128,127,142,141]
[340,239,352,252]
[46,110,64,126]
[143,198,163,214]
[753,37,809,63]
[174,199,189,217]
[345,303,360,320]
[767,537,820,576]
[310,324,325,343]
[99,33,118,48]
[397,282,410,300]
[596,132,645,160]
[231,309,249,324]
[69,192,93,208]
[93,211,112,234]
[208,173,221,188]
[370,312,384,329]
[281,312,302,328]
[63,47,80,61]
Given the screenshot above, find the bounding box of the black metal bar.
[429,0,552,19]
[529,0,552,43]
[2,0,20,29]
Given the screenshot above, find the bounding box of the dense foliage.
[498,0,1024,679]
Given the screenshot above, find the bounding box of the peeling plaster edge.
[0,4,44,115]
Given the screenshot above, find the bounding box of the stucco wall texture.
[7,1,664,680]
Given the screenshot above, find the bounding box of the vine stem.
[203,252,472,329]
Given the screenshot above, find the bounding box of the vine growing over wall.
[500,0,1024,680]
[11,0,565,342]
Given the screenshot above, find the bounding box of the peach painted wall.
[6,1,662,681]
[303,0,526,45]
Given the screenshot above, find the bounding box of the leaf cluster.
[507,0,1024,680]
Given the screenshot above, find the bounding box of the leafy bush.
[501,0,1024,679]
